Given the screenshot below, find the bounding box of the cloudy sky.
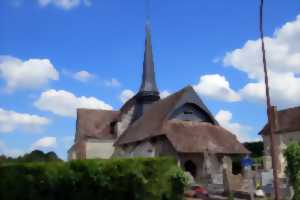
[0,0,299,159]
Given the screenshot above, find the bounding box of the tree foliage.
[243,141,264,158]
[0,150,61,164]
[284,142,300,200]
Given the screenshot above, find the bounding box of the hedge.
[0,157,187,200]
[284,142,300,200]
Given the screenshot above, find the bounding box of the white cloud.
[160,90,171,98]
[34,89,113,117]
[224,15,300,107]
[0,108,50,133]
[120,89,135,103]
[104,78,121,87]
[215,110,253,142]
[73,70,94,82]
[0,56,59,93]
[37,0,88,10]
[32,137,57,149]
[193,74,241,102]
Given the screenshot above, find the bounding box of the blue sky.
[0,0,299,159]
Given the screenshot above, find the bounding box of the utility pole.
[259,0,280,199]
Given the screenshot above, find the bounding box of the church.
[68,23,249,181]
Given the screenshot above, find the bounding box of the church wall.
[68,150,77,160]
[113,140,156,158]
[114,137,176,158]
[178,153,204,182]
[178,153,223,184]
[68,140,86,160]
[130,141,156,157]
[116,106,135,137]
[85,139,115,159]
[153,136,179,159]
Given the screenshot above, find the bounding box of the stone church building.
[68,23,248,181]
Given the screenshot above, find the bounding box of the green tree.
[284,142,300,185]
[0,150,62,164]
[243,141,264,158]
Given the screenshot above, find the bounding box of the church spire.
[138,22,159,96]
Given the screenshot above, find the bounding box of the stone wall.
[113,140,156,158]
[178,153,204,182]
[130,141,156,157]
[154,137,178,157]
[178,153,224,184]
[263,131,300,177]
[68,149,77,160]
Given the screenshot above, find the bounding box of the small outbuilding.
[260,106,300,177]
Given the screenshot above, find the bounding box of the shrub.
[284,142,300,185]
[294,171,300,200]
[0,157,187,200]
[284,142,300,200]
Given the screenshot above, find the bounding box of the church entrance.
[184,160,197,178]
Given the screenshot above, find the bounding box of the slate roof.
[115,86,185,145]
[76,108,119,141]
[139,22,159,95]
[260,106,300,135]
[115,86,247,154]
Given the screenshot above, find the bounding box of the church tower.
[132,22,160,121]
[138,22,159,97]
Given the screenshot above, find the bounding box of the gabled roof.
[76,109,119,141]
[260,106,300,135]
[163,120,249,154]
[115,86,218,146]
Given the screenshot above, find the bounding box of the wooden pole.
[259,0,280,199]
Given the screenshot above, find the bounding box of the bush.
[0,157,187,200]
[284,142,300,185]
[284,142,300,200]
[294,171,300,200]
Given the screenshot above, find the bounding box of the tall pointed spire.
[138,22,159,96]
